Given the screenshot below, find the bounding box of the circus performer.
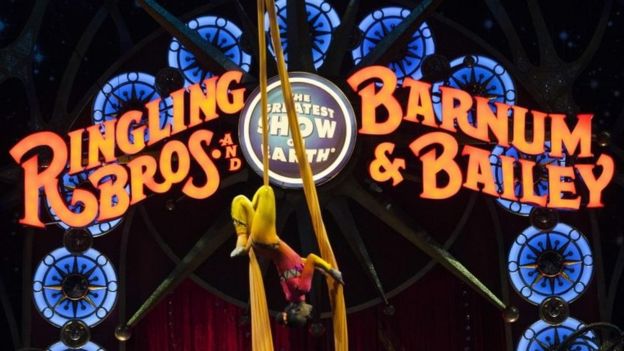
[230,185,344,327]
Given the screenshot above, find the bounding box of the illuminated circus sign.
[348,66,614,209]
[9,66,615,229]
[239,72,356,188]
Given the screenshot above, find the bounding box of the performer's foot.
[328,268,344,285]
[230,246,248,257]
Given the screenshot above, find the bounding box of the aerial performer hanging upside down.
[230,185,344,327]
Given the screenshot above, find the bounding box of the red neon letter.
[183,130,221,199]
[576,154,615,207]
[217,71,245,115]
[347,66,403,135]
[67,128,85,174]
[10,132,98,227]
[160,140,191,185]
[474,98,510,146]
[402,78,436,127]
[439,86,471,134]
[146,98,171,146]
[546,165,580,210]
[498,155,518,201]
[518,159,547,206]
[89,164,130,221]
[462,145,498,197]
[86,120,117,169]
[116,110,146,155]
[170,87,187,135]
[550,114,593,158]
[10,132,67,227]
[189,77,219,128]
[512,107,546,155]
[126,155,170,204]
[409,132,462,199]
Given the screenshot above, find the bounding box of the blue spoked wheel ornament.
[169,16,251,86]
[46,168,127,237]
[433,55,515,122]
[265,0,340,70]
[33,247,118,327]
[92,72,172,143]
[352,7,435,83]
[516,318,599,351]
[508,223,593,305]
[490,142,566,216]
[48,341,104,351]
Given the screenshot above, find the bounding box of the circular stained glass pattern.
[169,16,251,86]
[352,7,435,83]
[433,55,515,122]
[92,72,172,142]
[508,223,593,305]
[490,142,566,216]
[33,247,118,327]
[516,318,599,351]
[46,168,127,237]
[48,340,104,351]
[265,0,340,70]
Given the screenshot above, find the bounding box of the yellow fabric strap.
[248,0,274,350]
[249,248,273,351]
[258,0,269,187]
[264,0,348,350]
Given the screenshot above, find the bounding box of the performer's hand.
[230,246,248,257]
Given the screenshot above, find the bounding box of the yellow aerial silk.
[248,0,273,349]
[247,0,348,350]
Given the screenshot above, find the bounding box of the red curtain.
[131,266,505,351]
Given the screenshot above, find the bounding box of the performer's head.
[278,302,313,327]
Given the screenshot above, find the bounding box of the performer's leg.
[230,195,254,257]
[250,185,280,245]
[298,257,317,292]
[304,254,344,285]
[305,253,331,271]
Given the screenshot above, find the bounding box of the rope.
[264,0,348,349]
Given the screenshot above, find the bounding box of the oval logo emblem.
[239,72,357,188]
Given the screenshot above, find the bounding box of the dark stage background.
[0,0,623,350]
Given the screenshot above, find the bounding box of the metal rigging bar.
[342,181,517,320]
[348,0,444,76]
[136,0,254,83]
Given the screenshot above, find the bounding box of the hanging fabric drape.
[247,0,274,350]
[262,0,349,350]
[246,0,349,349]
